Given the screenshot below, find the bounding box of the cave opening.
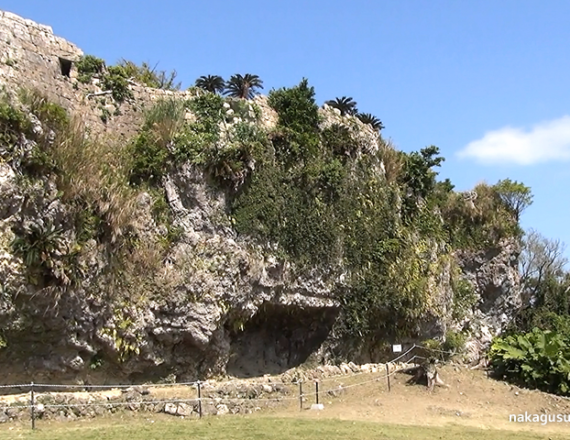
[227,303,339,378]
[58,57,72,77]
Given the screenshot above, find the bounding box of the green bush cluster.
[422,330,466,358]
[76,55,105,83]
[230,80,445,338]
[101,66,133,102]
[0,98,32,148]
[113,59,180,90]
[441,182,524,249]
[10,222,81,286]
[489,328,570,395]
[267,78,321,163]
[129,93,268,188]
[77,55,179,98]
[450,270,477,321]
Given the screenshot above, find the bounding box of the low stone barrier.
[0,361,419,423]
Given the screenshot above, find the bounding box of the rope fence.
[0,344,455,430]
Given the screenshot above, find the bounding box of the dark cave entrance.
[227,303,339,378]
[58,57,72,77]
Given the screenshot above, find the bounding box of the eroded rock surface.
[0,10,522,385]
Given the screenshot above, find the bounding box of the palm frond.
[325,96,358,116]
[357,112,385,131]
[195,75,226,94]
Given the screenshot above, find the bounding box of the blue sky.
[4,0,570,254]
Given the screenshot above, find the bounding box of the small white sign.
[392,344,402,353]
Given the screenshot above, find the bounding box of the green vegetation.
[224,73,264,99]
[129,92,267,189]
[0,90,170,300]
[1,69,528,347]
[490,327,570,395]
[494,178,533,221]
[113,59,180,90]
[5,415,549,440]
[440,181,526,249]
[10,222,76,286]
[357,112,384,131]
[75,55,105,83]
[450,270,477,321]
[101,66,133,102]
[194,74,225,94]
[121,77,524,341]
[0,93,32,148]
[326,96,358,115]
[76,55,180,102]
[496,228,570,394]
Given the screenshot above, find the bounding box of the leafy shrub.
[128,131,169,186]
[102,67,133,102]
[489,328,570,395]
[114,59,180,90]
[451,273,477,321]
[420,331,465,359]
[442,330,466,353]
[494,178,533,221]
[321,123,359,159]
[76,55,105,83]
[0,95,32,148]
[224,98,260,124]
[10,222,80,286]
[441,182,523,249]
[197,122,267,188]
[171,122,218,165]
[129,98,186,185]
[18,89,69,131]
[398,146,444,222]
[267,78,320,162]
[186,93,225,127]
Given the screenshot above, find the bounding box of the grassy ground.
[1,366,568,439]
[0,414,557,440]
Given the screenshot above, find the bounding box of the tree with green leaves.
[400,146,445,199]
[325,96,358,116]
[398,145,445,221]
[194,75,226,94]
[224,74,263,99]
[493,178,533,221]
[267,78,321,161]
[356,112,384,131]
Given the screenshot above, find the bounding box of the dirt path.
[275,365,570,436]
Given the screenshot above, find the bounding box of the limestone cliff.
[0,10,521,385]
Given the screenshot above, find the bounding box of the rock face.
[455,239,522,360]
[0,10,522,385]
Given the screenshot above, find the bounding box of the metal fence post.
[315,380,319,405]
[197,381,202,418]
[299,381,303,410]
[30,382,35,430]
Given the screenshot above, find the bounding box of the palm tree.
[224,74,263,99]
[325,96,358,116]
[194,75,226,94]
[356,113,385,131]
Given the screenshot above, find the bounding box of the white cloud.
[457,116,570,165]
